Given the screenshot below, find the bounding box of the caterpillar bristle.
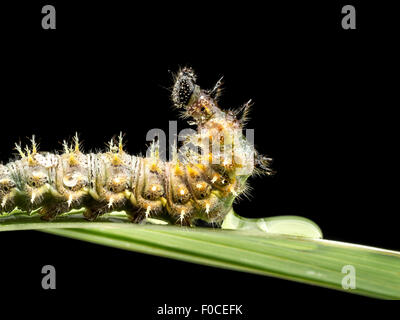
[0,68,274,226]
[208,75,224,101]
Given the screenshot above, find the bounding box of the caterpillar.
[0,67,273,226]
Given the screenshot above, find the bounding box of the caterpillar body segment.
[0,68,273,226]
[0,152,235,225]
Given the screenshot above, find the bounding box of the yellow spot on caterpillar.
[186,165,198,178]
[112,154,122,166]
[179,189,185,196]
[174,163,184,176]
[211,189,222,198]
[211,175,218,183]
[196,183,203,189]
[151,185,157,192]
[28,156,34,166]
[27,149,35,166]
[195,163,205,171]
[203,105,210,114]
[150,162,159,173]
[69,154,79,166]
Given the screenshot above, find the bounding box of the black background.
[0,0,398,315]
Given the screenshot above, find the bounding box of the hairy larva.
[0,68,274,226]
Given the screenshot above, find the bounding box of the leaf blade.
[1,212,399,299]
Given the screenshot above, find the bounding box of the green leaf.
[1,210,399,299]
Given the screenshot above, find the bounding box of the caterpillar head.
[172,67,219,124]
[172,67,197,109]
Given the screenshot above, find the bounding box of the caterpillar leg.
[39,200,74,221]
[82,199,131,221]
[82,206,102,221]
[81,198,117,221]
[39,204,62,221]
[126,209,146,223]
